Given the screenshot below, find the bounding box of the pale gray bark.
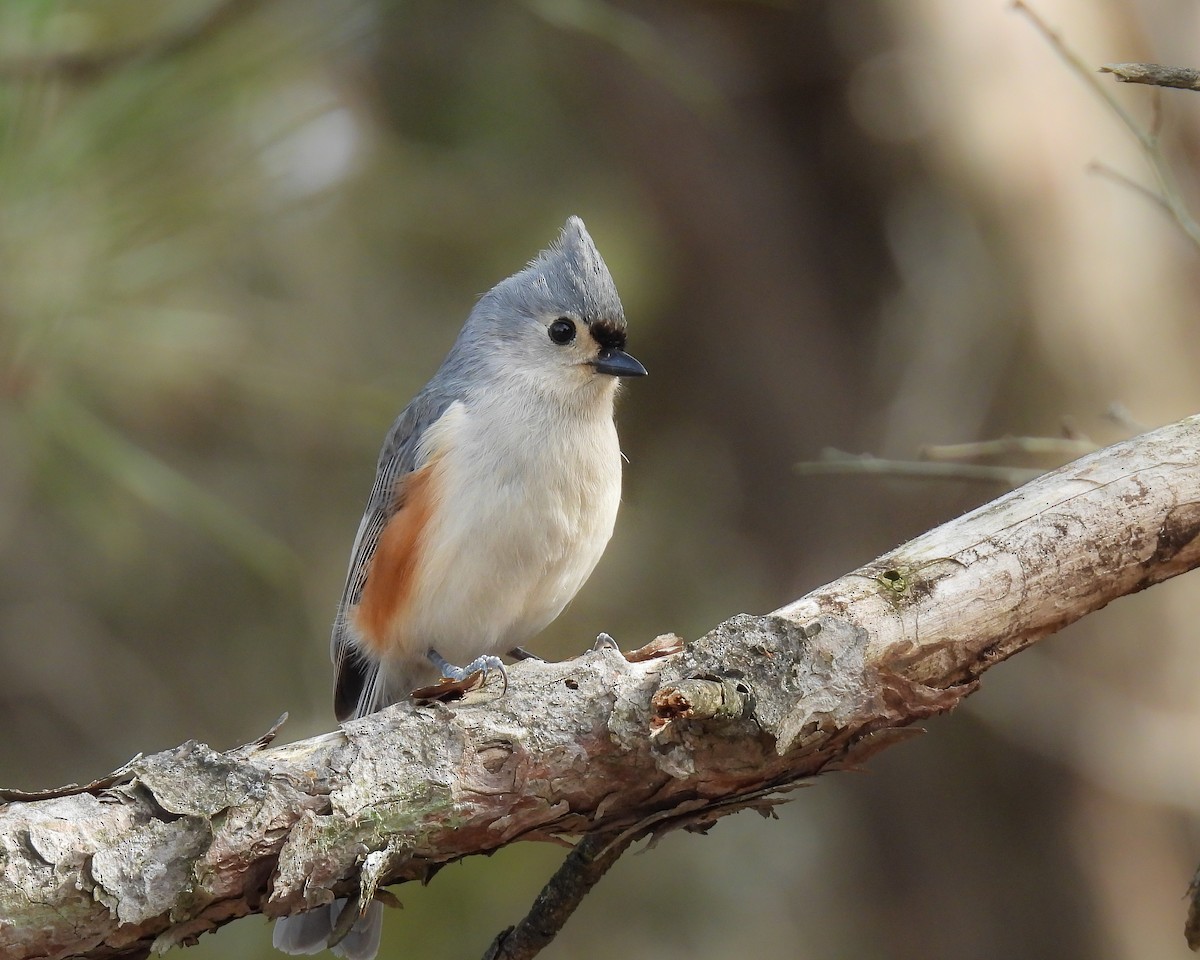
[4,414,1200,960]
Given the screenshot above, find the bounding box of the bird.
[273,216,646,959]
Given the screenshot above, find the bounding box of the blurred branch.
[1088,160,1175,215]
[1101,63,1200,92]
[795,449,1045,486]
[795,414,1138,485]
[919,435,1097,462]
[1013,1,1200,250]
[33,389,298,584]
[0,0,270,83]
[6,414,1200,959]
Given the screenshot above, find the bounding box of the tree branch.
[5,414,1200,960]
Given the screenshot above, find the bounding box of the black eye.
[548,318,576,345]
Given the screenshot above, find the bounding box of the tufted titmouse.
[273,217,645,959]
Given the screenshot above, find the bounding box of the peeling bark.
[4,415,1200,960]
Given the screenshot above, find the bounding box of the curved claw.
[427,650,509,694]
[592,632,620,652]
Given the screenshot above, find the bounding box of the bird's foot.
[427,649,508,694]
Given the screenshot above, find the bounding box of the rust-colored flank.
[353,460,440,655]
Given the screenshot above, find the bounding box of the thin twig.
[482,831,638,960]
[1088,161,1173,215]
[1012,1,1200,249]
[920,435,1096,463]
[795,450,1043,487]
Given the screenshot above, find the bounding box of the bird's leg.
[427,648,508,693]
[507,646,543,661]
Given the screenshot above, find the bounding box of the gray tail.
[274,899,384,960]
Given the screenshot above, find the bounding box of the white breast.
[395,390,622,668]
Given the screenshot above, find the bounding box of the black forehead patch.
[588,318,627,352]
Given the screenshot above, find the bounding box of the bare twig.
[482,831,639,960]
[795,449,1043,486]
[919,435,1097,463]
[1012,1,1200,249]
[1101,63,1200,92]
[1088,160,1175,215]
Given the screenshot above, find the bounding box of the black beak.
[591,348,648,378]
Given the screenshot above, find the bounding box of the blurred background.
[2,1,1200,958]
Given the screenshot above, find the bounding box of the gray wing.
[331,384,458,721]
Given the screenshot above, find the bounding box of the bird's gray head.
[451,217,647,403]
